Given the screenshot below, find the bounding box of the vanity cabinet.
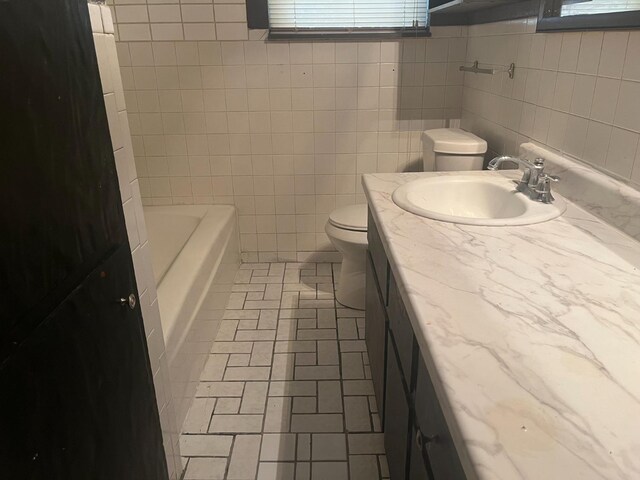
[367,212,467,480]
[366,212,389,419]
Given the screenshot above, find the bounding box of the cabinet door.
[384,336,411,480]
[0,246,168,480]
[387,271,414,382]
[415,356,467,480]
[367,211,388,302]
[365,252,387,418]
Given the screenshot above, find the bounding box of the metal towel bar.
[459,61,516,79]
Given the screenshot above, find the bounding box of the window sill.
[267,28,431,41]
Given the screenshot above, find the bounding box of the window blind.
[560,0,640,16]
[268,0,429,32]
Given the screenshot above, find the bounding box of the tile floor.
[180,262,389,480]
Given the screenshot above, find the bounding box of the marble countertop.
[362,170,640,480]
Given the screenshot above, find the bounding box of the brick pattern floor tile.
[180,262,389,480]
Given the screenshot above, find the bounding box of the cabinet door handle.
[416,427,438,480]
[416,429,424,449]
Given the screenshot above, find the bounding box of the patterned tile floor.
[180,262,389,480]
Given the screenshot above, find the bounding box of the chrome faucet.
[487,156,559,203]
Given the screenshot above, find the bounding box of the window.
[560,0,640,16]
[538,0,640,31]
[265,0,429,39]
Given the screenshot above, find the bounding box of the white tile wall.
[106,0,468,261]
[89,4,181,479]
[461,17,640,190]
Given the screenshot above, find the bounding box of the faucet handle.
[536,173,560,188]
[535,173,559,203]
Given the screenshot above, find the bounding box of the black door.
[0,246,167,479]
[0,0,168,478]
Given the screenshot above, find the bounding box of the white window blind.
[560,0,640,16]
[268,0,429,31]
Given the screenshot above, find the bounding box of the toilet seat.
[328,204,367,232]
[325,222,368,247]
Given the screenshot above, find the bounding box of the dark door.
[0,246,167,479]
[0,0,168,478]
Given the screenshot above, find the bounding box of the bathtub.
[144,205,239,428]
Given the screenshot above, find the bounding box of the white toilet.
[325,204,368,310]
[421,128,487,172]
[326,128,487,310]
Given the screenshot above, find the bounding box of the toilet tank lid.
[422,128,487,155]
[329,204,368,231]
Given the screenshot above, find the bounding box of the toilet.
[325,204,368,310]
[421,128,487,172]
[326,128,487,310]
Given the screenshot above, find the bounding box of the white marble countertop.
[363,170,640,480]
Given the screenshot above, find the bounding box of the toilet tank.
[422,128,488,171]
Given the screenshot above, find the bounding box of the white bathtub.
[144,205,239,428]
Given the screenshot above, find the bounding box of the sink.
[392,175,566,226]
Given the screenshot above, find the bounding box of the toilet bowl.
[326,128,487,310]
[325,204,368,310]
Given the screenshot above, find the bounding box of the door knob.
[119,293,136,310]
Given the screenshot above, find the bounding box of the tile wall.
[88,4,181,478]
[106,0,468,260]
[461,17,640,189]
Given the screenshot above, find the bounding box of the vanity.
[367,211,467,480]
[363,144,640,479]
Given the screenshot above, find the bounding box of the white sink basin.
[392,175,566,226]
